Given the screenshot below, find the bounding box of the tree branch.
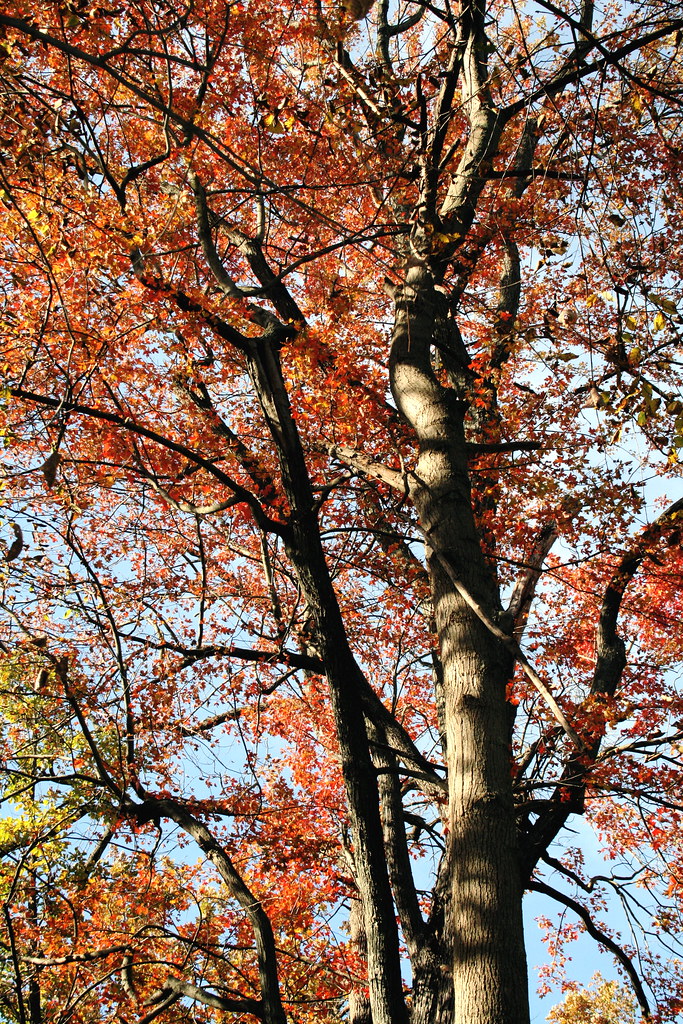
[431,550,584,749]
[503,18,683,122]
[529,879,651,1018]
[520,498,683,879]
[328,445,407,492]
[593,497,683,699]
[369,722,426,956]
[507,521,558,641]
[9,388,287,537]
[144,977,262,1018]
[125,797,286,1024]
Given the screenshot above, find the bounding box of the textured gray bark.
[348,897,373,1024]
[390,264,530,1024]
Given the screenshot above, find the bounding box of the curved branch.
[9,388,287,537]
[520,498,683,880]
[189,171,245,300]
[144,977,262,1018]
[126,798,286,1024]
[593,496,683,699]
[220,227,305,326]
[122,637,325,673]
[529,879,651,1019]
[130,247,298,347]
[190,171,304,325]
[377,0,427,71]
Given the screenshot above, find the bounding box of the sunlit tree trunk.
[348,897,373,1024]
[390,264,530,1024]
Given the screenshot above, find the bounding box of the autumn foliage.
[0,1,682,1023]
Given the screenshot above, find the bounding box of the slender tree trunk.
[349,897,372,1024]
[390,263,530,1024]
[246,343,408,1024]
[410,846,453,1024]
[28,873,41,1024]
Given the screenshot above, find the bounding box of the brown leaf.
[5,523,23,562]
[341,0,375,18]
[40,450,61,487]
[583,385,611,408]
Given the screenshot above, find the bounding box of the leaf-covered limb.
[123,797,287,1024]
[503,17,683,120]
[191,170,304,325]
[9,388,288,536]
[524,498,683,872]
[594,497,683,700]
[12,945,130,967]
[0,14,265,187]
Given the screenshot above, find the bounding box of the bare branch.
[431,550,584,749]
[529,879,651,1018]
[329,445,407,492]
[507,522,558,641]
[144,977,262,1017]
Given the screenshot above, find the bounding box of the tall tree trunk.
[246,343,409,1024]
[390,263,530,1024]
[349,896,372,1024]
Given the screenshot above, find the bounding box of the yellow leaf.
[262,113,286,134]
[650,292,677,314]
[653,312,666,333]
[433,232,460,246]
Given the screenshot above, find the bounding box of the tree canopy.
[547,975,638,1024]
[0,1,683,1023]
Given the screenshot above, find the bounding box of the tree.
[0,0,682,1022]
[547,974,638,1024]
